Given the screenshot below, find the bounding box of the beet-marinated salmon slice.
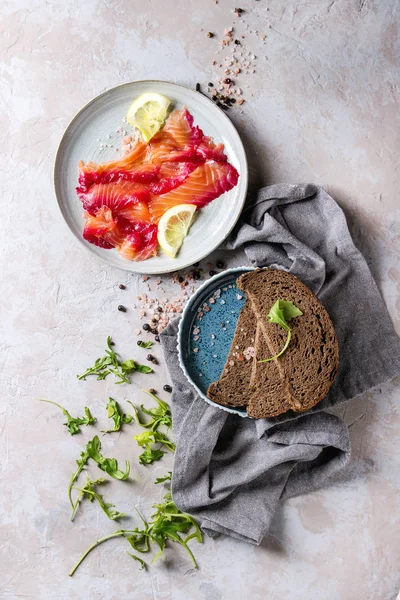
[149,161,239,222]
[83,207,157,260]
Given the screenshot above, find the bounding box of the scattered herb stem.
[77,337,152,384]
[69,491,202,576]
[39,399,96,435]
[69,530,128,576]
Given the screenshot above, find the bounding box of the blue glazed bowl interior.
[178,267,254,417]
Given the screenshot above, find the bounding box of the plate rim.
[54,79,249,274]
[177,265,255,418]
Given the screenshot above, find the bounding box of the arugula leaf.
[137,341,153,349]
[154,472,172,484]
[72,474,125,521]
[86,435,130,480]
[128,390,172,431]
[77,337,151,384]
[137,448,165,465]
[101,398,133,433]
[134,364,153,374]
[69,490,202,576]
[39,399,96,435]
[134,431,175,465]
[258,299,303,363]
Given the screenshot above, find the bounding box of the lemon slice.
[126,93,171,142]
[157,204,197,258]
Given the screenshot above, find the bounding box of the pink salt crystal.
[238,99,245,105]
[139,310,146,317]
[236,294,243,300]
[193,327,200,335]
[193,348,199,353]
[194,335,199,342]
[211,334,216,339]
[209,297,216,304]
[204,306,210,312]
[155,279,162,285]
[122,135,132,144]
[229,360,234,366]
[244,346,255,360]
[176,307,183,313]
[142,276,150,282]
[135,329,141,335]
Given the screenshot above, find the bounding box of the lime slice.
[157,204,197,258]
[126,93,171,142]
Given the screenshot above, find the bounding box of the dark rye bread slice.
[248,323,294,417]
[207,302,257,408]
[238,269,339,419]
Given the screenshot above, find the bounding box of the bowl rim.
[53,79,249,274]
[177,265,256,417]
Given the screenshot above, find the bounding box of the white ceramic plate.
[54,80,248,273]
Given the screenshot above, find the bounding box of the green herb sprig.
[128,389,172,431]
[101,398,133,433]
[71,475,125,521]
[69,491,202,576]
[86,435,130,480]
[68,435,130,517]
[154,472,172,484]
[39,399,96,435]
[77,337,152,384]
[259,299,303,363]
[134,431,176,465]
[137,341,153,349]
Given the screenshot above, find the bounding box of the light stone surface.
[1,1,399,599]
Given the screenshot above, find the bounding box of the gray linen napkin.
[160,184,400,544]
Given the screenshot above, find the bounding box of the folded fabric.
[160,184,400,544]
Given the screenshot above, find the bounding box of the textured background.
[1,0,400,599]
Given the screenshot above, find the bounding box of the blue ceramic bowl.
[178,266,255,417]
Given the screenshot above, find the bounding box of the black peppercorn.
[163,384,172,393]
[207,31,214,38]
[192,270,201,280]
[209,270,217,277]
[178,276,184,283]
[151,328,158,335]
[155,335,160,342]
[208,82,214,87]
[137,340,143,346]
[143,323,150,331]
[118,283,126,289]
[157,306,163,312]
[149,388,157,395]
[221,322,226,328]
[193,262,200,267]
[223,78,232,85]
[216,260,224,269]
[118,305,126,312]
[195,82,201,92]
[234,39,241,45]
[146,353,156,363]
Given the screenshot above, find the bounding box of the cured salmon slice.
[83,207,157,260]
[149,161,239,222]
